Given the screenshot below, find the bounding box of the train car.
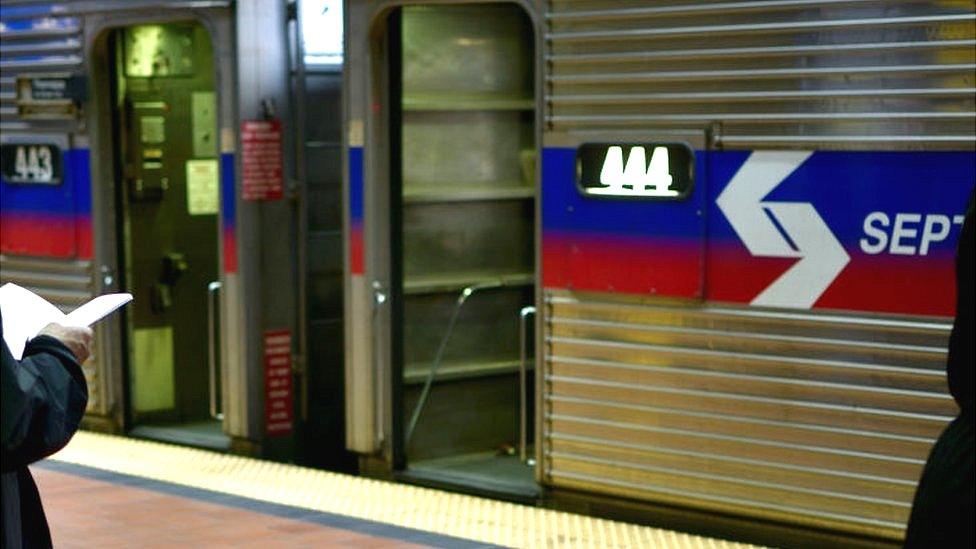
[342,0,975,545]
[0,0,325,461]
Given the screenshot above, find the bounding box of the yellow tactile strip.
[48,432,758,548]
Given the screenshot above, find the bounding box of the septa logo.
[716,151,849,309]
[577,143,693,200]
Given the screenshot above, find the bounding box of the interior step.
[130,421,231,452]
[401,451,540,503]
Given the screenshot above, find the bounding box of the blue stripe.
[542,147,706,239]
[0,4,54,19]
[543,147,975,260]
[706,150,976,250]
[349,147,363,223]
[220,153,235,230]
[69,149,91,216]
[1,148,89,216]
[0,16,74,31]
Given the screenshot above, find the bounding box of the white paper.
[0,283,132,360]
[64,293,134,327]
[0,283,64,360]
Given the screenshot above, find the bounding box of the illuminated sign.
[577,143,693,200]
[0,143,62,185]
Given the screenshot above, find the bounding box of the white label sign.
[185,159,219,215]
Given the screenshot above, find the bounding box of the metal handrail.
[518,305,536,464]
[404,280,504,445]
[372,280,387,446]
[207,280,223,420]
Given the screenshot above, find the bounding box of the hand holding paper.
[37,323,94,363]
[0,283,132,360]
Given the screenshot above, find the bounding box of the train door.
[110,23,226,449]
[386,4,538,499]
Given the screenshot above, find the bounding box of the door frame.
[85,9,233,435]
[359,0,545,474]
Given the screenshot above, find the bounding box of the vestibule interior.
[108,22,227,450]
[388,3,537,498]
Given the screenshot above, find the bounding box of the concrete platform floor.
[30,432,756,548]
[33,466,428,548]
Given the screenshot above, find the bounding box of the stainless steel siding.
[545,0,976,149]
[543,289,954,539]
[0,4,97,407]
[0,3,84,132]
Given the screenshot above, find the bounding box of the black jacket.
[1,309,88,549]
[947,194,974,420]
[904,193,975,548]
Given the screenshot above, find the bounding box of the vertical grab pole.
[208,281,223,420]
[372,280,388,446]
[518,305,536,463]
[290,0,310,423]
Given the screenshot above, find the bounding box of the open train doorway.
[108,22,227,450]
[387,4,538,500]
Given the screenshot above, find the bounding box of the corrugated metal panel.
[542,289,954,540]
[0,254,99,411]
[0,255,93,308]
[0,2,83,132]
[545,0,976,149]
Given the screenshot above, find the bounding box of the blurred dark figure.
[1,309,91,549]
[904,192,974,548]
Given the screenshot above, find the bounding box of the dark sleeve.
[947,192,974,417]
[1,330,89,472]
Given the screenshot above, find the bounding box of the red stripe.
[707,242,956,316]
[0,213,77,258]
[706,244,797,304]
[350,223,364,275]
[223,228,238,273]
[75,216,92,259]
[543,233,703,297]
[815,254,955,317]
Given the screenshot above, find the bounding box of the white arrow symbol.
[716,151,850,309]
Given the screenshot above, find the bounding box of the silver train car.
[342,0,975,545]
[2,0,974,546]
[0,0,342,463]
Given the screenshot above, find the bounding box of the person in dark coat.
[1,309,91,549]
[904,192,975,547]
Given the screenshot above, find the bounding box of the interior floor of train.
[129,420,230,451]
[405,450,539,501]
[35,432,757,548]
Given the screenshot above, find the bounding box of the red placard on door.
[241,120,284,201]
[264,329,293,436]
